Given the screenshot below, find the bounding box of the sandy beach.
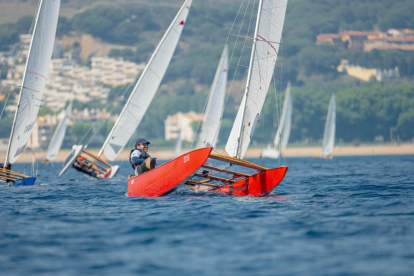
[4,143,414,163]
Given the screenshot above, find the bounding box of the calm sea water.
[1,155,413,275]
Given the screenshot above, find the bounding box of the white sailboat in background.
[263,82,292,159]
[197,44,228,149]
[0,0,61,185]
[173,130,182,158]
[321,93,336,158]
[59,0,193,179]
[41,101,72,163]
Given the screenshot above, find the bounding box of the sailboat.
[39,101,72,164]
[0,0,61,186]
[321,93,336,159]
[173,130,182,158]
[59,0,193,179]
[196,44,228,149]
[263,82,292,159]
[128,0,289,197]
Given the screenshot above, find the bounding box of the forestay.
[226,0,288,159]
[273,82,291,149]
[322,94,336,157]
[99,0,192,161]
[5,0,61,164]
[197,45,228,148]
[46,102,72,160]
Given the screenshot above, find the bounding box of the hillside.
[0,0,413,145]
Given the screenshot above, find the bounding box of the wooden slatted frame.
[208,154,268,171]
[201,164,251,177]
[194,172,235,183]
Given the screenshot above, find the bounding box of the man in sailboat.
[129,138,156,176]
[73,156,102,178]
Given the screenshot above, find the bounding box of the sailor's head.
[136,138,150,151]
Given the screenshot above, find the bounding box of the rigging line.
[272,71,280,167]
[85,82,133,146]
[220,0,257,156]
[280,40,286,166]
[0,86,13,120]
[191,0,248,150]
[78,82,131,145]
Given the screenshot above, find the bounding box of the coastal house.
[165,112,204,142]
[337,59,399,82]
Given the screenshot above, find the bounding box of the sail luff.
[273,82,291,147]
[46,101,72,160]
[4,0,44,165]
[322,94,336,157]
[98,0,192,161]
[5,0,60,165]
[234,0,264,159]
[197,44,228,148]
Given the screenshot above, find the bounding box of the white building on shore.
[165,112,204,142]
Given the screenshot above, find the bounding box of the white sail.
[225,0,288,159]
[46,102,72,160]
[273,82,291,148]
[197,44,228,148]
[99,0,192,161]
[173,131,182,158]
[5,0,61,164]
[280,94,292,150]
[322,94,336,157]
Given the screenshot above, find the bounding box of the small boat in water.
[128,0,289,197]
[0,0,61,185]
[59,0,192,179]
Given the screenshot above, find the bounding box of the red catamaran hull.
[217,166,288,196]
[128,147,213,197]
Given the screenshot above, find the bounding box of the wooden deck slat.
[185,180,220,187]
[194,173,235,183]
[82,150,112,168]
[201,164,250,177]
[208,154,268,171]
[0,168,29,178]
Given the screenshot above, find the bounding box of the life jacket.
[129,149,150,169]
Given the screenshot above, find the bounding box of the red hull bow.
[217,166,288,196]
[128,147,213,197]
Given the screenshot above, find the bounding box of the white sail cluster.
[197,45,228,149]
[46,102,72,160]
[226,0,288,159]
[99,0,193,161]
[5,0,61,164]
[322,94,336,157]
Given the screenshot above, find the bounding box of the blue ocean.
[1,155,413,275]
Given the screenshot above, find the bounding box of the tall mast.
[235,0,264,159]
[4,0,44,165]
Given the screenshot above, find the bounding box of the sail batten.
[322,94,336,157]
[46,102,72,160]
[5,0,61,165]
[99,0,192,161]
[225,0,288,159]
[197,45,228,149]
